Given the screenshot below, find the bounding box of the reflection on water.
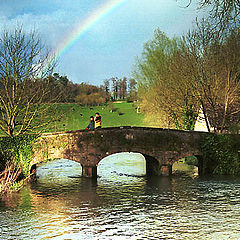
[1,153,240,239]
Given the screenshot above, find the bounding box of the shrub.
[0,134,38,193]
[201,134,240,175]
[185,156,198,166]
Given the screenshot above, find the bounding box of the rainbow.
[53,0,129,60]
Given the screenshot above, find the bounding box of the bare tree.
[179,0,240,29]
[111,77,119,101]
[119,77,127,100]
[0,26,55,136]
[103,79,110,101]
[183,18,240,132]
[199,0,240,21]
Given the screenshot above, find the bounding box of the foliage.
[134,29,199,130]
[46,74,136,106]
[75,92,105,106]
[46,73,74,102]
[228,124,240,134]
[201,134,240,175]
[111,77,128,101]
[185,156,198,166]
[0,162,22,193]
[9,179,23,191]
[0,135,38,176]
[134,21,240,132]
[0,134,38,193]
[45,75,108,105]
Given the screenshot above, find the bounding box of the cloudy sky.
[0,0,207,85]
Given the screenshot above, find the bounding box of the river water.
[1,153,240,240]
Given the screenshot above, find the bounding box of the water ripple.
[1,157,240,239]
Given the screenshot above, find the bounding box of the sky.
[0,0,208,85]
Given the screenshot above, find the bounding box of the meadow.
[47,101,145,132]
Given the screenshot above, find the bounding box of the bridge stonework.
[31,127,208,178]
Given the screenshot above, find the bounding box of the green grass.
[0,102,144,135]
[46,102,145,132]
[172,162,198,177]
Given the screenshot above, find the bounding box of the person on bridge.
[94,112,102,129]
[86,116,95,130]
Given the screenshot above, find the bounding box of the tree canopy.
[134,22,240,132]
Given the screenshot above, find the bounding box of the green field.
[47,101,145,132]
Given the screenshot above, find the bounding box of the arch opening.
[172,156,199,177]
[98,152,146,180]
[34,158,82,183]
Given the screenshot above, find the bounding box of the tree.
[199,0,240,21]
[128,78,137,98]
[0,27,55,136]
[47,73,74,102]
[183,19,240,132]
[182,0,240,30]
[119,77,127,100]
[111,77,119,101]
[103,79,110,101]
[135,18,240,132]
[74,83,106,106]
[134,29,199,130]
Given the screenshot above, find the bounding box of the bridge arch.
[30,158,83,182]
[97,152,146,177]
[80,149,164,178]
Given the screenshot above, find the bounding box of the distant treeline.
[45,73,137,105]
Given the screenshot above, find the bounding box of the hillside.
[47,101,144,132]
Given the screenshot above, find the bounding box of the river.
[1,153,240,240]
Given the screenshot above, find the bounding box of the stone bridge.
[31,126,210,178]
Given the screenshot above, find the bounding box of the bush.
[201,134,240,175]
[228,124,240,134]
[185,156,198,166]
[0,135,38,177]
[0,135,38,193]
[75,93,105,106]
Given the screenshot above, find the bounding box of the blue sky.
[0,0,207,85]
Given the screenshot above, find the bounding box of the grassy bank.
[46,101,145,133]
